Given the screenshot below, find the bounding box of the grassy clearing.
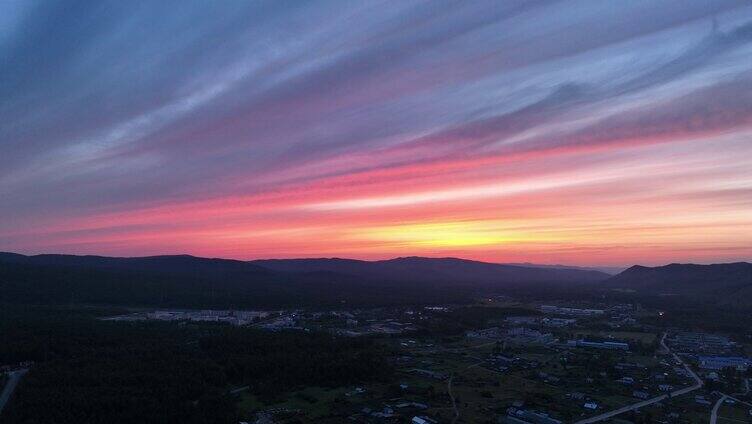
[573,330,657,344]
[237,386,349,419]
[718,402,752,422]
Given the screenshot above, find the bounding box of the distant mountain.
[0,252,270,279]
[0,252,609,309]
[605,262,752,305]
[0,252,292,308]
[251,256,610,285]
[502,262,625,275]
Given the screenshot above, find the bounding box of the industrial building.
[698,356,750,371]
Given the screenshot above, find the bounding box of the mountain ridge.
[0,252,608,308]
[604,261,752,305]
[3,252,749,308]
[250,256,610,284]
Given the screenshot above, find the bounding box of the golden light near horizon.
[354,221,555,248]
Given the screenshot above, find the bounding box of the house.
[616,362,646,370]
[412,416,437,424]
[540,305,604,316]
[567,340,629,350]
[694,395,712,405]
[504,407,563,424]
[567,392,585,400]
[396,402,428,410]
[583,402,598,410]
[633,390,650,400]
[410,369,447,380]
[467,327,503,339]
[507,327,555,345]
[506,316,540,325]
[541,317,577,327]
[371,405,395,418]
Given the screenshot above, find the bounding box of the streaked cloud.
[1,0,751,265]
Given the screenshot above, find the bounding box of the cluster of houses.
[540,305,605,316]
[466,326,555,345]
[668,331,737,355]
[504,316,578,328]
[539,303,641,330]
[565,339,629,350]
[351,402,435,422]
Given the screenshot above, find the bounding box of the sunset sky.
[2,0,752,266]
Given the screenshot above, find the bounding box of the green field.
[718,401,752,423]
[573,330,658,344]
[237,386,350,419]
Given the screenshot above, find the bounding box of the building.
[567,339,629,350]
[540,305,604,316]
[411,369,447,380]
[583,402,598,410]
[633,390,650,400]
[616,362,646,370]
[506,316,540,325]
[567,392,585,400]
[503,408,562,424]
[698,356,750,371]
[695,395,712,405]
[541,317,577,327]
[506,327,556,345]
[396,402,428,410]
[466,327,503,339]
[668,332,735,354]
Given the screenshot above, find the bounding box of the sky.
[2,0,752,266]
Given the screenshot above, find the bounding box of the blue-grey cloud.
[1,0,752,231]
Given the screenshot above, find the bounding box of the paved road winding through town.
[710,394,728,424]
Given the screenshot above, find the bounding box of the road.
[448,373,458,422]
[720,393,752,409]
[444,340,493,424]
[573,333,703,424]
[709,383,752,424]
[710,394,728,424]
[0,369,28,416]
[448,361,483,424]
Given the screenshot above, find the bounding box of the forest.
[0,305,390,423]
[0,259,472,309]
